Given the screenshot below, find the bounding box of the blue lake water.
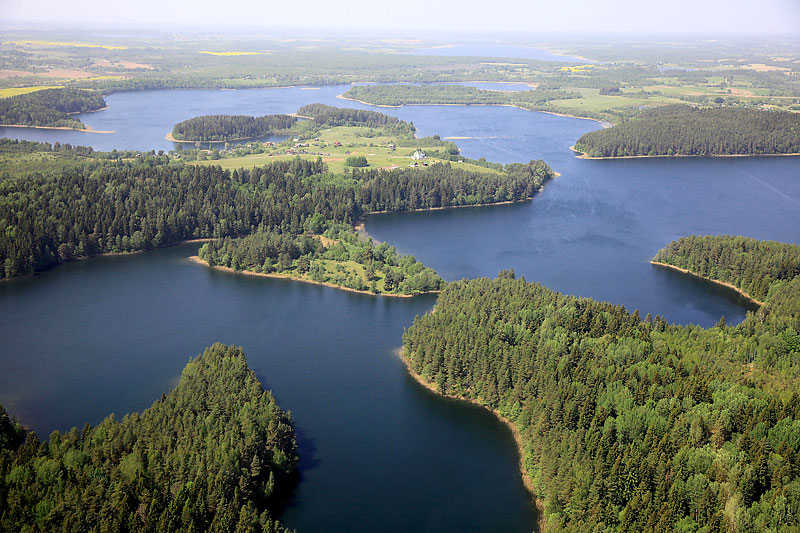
[2,84,799,532]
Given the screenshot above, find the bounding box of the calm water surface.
[2,85,799,532]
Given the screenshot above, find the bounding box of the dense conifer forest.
[403,261,800,531]
[653,235,800,303]
[342,84,580,109]
[170,114,298,142]
[573,106,800,157]
[0,88,106,129]
[0,139,553,280]
[296,103,404,127]
[0,343,298,532]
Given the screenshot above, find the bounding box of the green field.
[194,125,503,175]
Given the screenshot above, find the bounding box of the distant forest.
[574,105,800,157]
[0,344,298,532]
[171,114,298,142]
[342,84,580,109]
[404,260,800,532]
[0,139,553,280]
[653,235,800,302]
[297,103,405,127]
[0,88,106,129]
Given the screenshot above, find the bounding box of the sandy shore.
[650,260,764,306]
[571,145,800,160]
[0,123,115,133]
[397,346,546,531]
[186,255,439,298]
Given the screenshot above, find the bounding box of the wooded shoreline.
[398,346,546,532]
[650,260,764,306]
[571,145,800,160]
[187,255,437,298]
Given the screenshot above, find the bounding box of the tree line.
[0,343,298,532]
[653,235,800,302]
[403,261,800,531]
[198,223,443,295]
[574,105,800,157]
[171,114,298,142]
[297,103,410,130]
[342,84,581,110]
[0,88,106,129]
[0,140,554,280]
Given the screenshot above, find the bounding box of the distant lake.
[406,43,590,62]
[2,85,799,532]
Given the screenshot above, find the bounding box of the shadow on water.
[650,263,761,322]
[401,368,542,531]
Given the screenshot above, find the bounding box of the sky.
[1,0,799,36]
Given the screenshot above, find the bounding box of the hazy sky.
[2,0,799,36]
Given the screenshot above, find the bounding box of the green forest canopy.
[0,88,106,129]
[573,105,800,157]
[170,114,298,142]
[0,343,298,532]
[0,138,554,280]
[404,242,800,532]
[653,235,800,303]
[198,224,444,295]
[342,84,580,109]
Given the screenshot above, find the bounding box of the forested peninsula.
[0,343,298,532]
[404,254,800,531]
[652,235,800,304]
[573,106,800,158]
[341,84,580,110]
[0,88,106,130]
[170,114,298,142]
[0,139,554,293]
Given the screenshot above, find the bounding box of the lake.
[2,85,799,532]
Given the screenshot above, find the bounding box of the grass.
[193,125,504,175]
[0,86,64,98]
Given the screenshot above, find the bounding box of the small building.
[411,150,426,160]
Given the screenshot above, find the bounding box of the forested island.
[0,343,298,532]
[170,114,298,142]
[341,84,580,110]
[573,106,800,158]
[0,138,553,296]
[403,256,800,531]
[652,235,800,304]
[0,88,106,130]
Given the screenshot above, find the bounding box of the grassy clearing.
[193,125,503,175]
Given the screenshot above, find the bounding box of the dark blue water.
[407,43,589,63]
[2,85,799,532]
[0,244,534,532]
